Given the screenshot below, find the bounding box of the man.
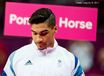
[2,8,85,76]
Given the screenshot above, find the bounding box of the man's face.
[31,23,57,50]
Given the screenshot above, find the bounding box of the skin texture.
[31,23,57,50]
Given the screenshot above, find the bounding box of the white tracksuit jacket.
[2,40,85,76]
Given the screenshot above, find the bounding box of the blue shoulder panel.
[1,70,7,76]
[74,65,83,76]
[9,51,16,76]
[74,55,78,70]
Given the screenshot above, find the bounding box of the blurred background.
[0,0,104,76]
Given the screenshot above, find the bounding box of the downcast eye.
[40,31,49,36]
[33,32,37,35]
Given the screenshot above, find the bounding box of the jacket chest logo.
[25,60,32,65]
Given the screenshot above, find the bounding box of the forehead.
[31,23,51,32]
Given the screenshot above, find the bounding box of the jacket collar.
[31,39,58,56]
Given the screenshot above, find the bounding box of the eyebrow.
[31,30,36,33]
[40,30,49,33]
[31,29,49,33]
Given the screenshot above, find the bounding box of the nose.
[36,35,43,42]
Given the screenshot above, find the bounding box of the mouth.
[38,42,46,46]
[36,42,47,49]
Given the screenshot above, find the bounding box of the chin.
[38,47,46,50]
[37,45,47,50]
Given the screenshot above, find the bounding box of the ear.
[54,25,57,33]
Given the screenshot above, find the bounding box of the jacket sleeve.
[72,55,85,76]
[2,51,16,76]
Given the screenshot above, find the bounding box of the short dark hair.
[29,8,56,29]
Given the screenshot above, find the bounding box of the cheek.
[44,36,50,41]
[43,35,51,43]
[32,33,35,38]
[47,34,54,42]
[32,35,37,42]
